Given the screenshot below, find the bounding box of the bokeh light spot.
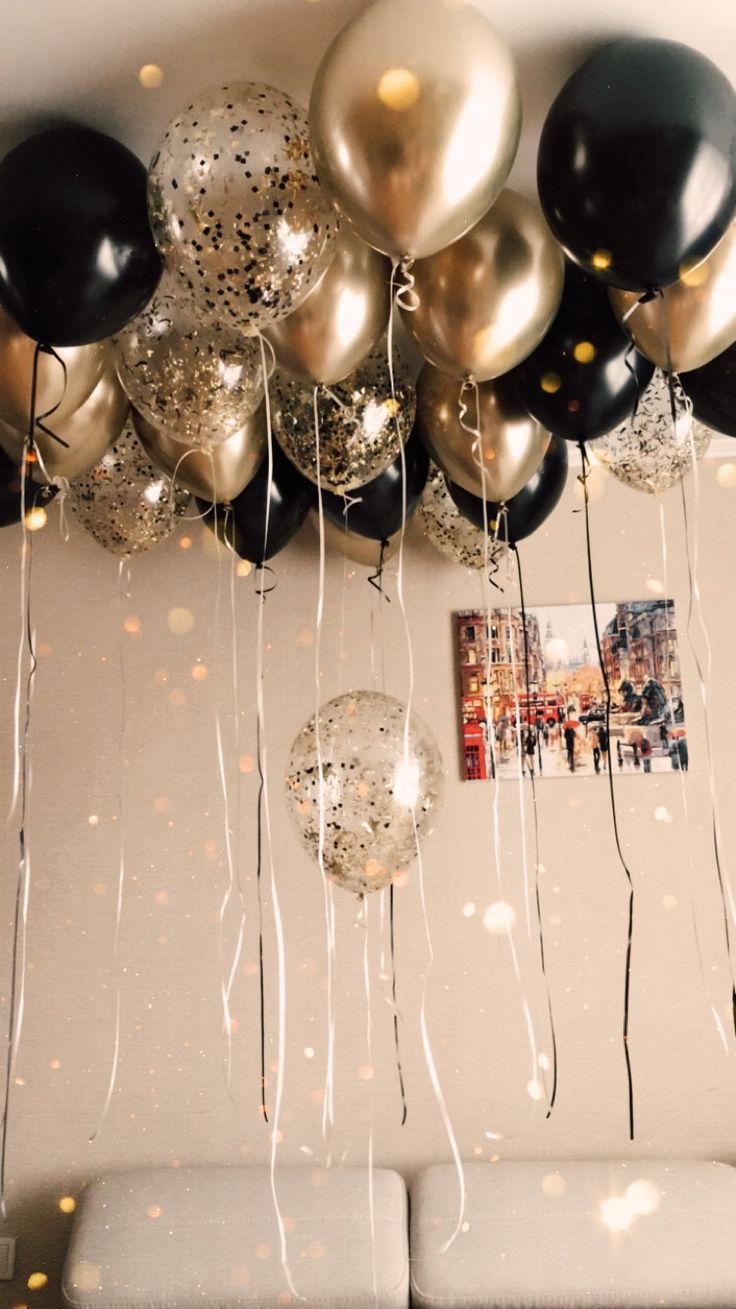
[377,67,421,110]
[167,607,195,635]
[138,63,164,88]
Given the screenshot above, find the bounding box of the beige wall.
[1,456,736,1301]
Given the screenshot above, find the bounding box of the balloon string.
[367,539,391,601]
[359,899,378,1309]
[671,413,736,1034]
[657,500,729,1052]
[255,354,301,1298]
[213,503,242,1095]
[389,884,408,1124]
[501,542,546,1110]
[313,387,337,1156]
[513,546,559,1117]
[33,344,70,449]
[391,258,460,1212]
[0,343,46,1216]
[89,557,131,1144]
[578,442,635,1140]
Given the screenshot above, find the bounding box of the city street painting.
[456,600,688,781]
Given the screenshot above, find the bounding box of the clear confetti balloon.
[68,420,191,555]
[591,370,712,494]
[147,83,338,333]
[272,349,415,492]
[286,690,444,896]
[417,462,501,569]
[115,281,267,448]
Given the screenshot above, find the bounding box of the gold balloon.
[610,221,736,373]
[308,510,401,566]
[404,190,564,381]
[132,406,266,502]
[0,305,109,431]
[309,0,521,260]
[415,363,550,500]
[264,227,391,385]
[0,366,128,483]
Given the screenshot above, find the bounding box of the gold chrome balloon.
[0,305,109,431]
[0,365,128,483]
[404,190,564,380]
[610,221,736,373]
[132,406,267,503]
[309,510,401,566]
[264,227,391,385]
[415,363,549,500]
[309,0,521,259]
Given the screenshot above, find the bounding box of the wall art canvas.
[456,600,687,781]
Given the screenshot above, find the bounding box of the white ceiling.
[2,0,735,194]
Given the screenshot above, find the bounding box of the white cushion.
[410,1160,736,1309]
[62,1165,409,1309]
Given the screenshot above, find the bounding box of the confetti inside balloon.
[116,282,266,447]
[591,370,712,495]
[286,690,444,896]
[68,420,190,555]
[417,462,498,569]
[147,83,338,332]
[272,349,415,492]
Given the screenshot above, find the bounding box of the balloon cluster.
[0,7,732,565]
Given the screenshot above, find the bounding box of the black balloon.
[680,342,736,436]
[198,441,312,563]
[0,126,162,347]
[319,425,429,540]
[448,437,568,546]
[510,263,654,442]
[0,446,57,529]
[538,38,736,292]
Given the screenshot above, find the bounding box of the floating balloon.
[309,0,521,259]
[448,435,569,544]
[590,371,711,494]
[198,441,312,563]
[0,126,161,345]
[0,367,129,484]
[610,221,736,374]
[0,307,110,432]
[510,263,654,442]
[680,341,736,436]
[285,690,444,896]
[68,421,190,555]
[133,406,266,502]
[403,191,564,381]
[319,424,428,539]
[537,38,736,291]
[148,83,337,333]
[0,446,57,530]
[272,349,414,492]
[309,510,401,567]
[116,285,266,448]
[416,463,489,570]
[415,363,549,500]
[264,226,391,385]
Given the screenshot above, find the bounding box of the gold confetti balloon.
[68,420,191,555]
[285,690,444,896]
[591,371,711,495]
[116,281,267,448]
[271,349,415,492]
[147,83,338,333]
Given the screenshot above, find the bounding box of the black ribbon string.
[0,343,45,1216]
[367,540,391,600]
[578,441,635,1141]
[513,545,558,1119]
[389,884,408,1125]
[34,344,70,449]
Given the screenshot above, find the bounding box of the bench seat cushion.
[410,1159,736,1309]
[62,1164,409,1309]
